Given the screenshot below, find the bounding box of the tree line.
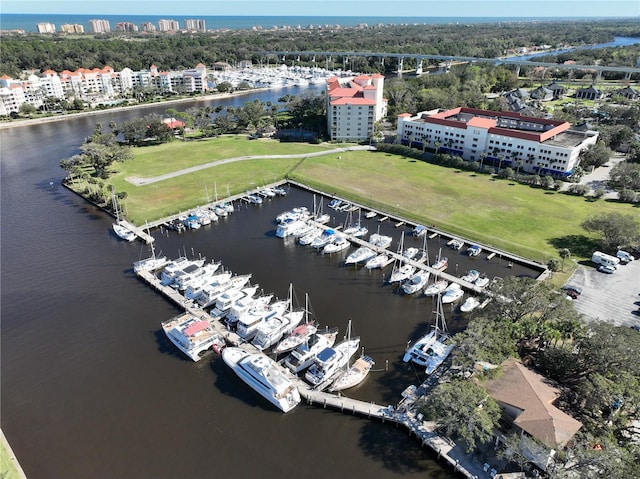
[2,19,640,77]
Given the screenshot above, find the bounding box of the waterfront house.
[483,359,582,472]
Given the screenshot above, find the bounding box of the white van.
[616,250,634,263]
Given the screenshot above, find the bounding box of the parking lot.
[566,258,640,328]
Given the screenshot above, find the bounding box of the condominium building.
[396,107,599,177]
[184,19,206,32]
[60,24,85,34]
[158,19,180,32]
[115,22,139,33]
[36,22,56,34]
[89,19,111,33]
[325,74,387,142]
[140,22,156,32]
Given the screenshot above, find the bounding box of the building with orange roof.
[396,106,598,177]
[325,73,387,141]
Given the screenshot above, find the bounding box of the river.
[1,84,536,479]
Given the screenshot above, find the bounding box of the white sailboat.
[133,228,168,273]
[111,190,136,241]
[387,232,417,284]
[328,320,374,392]
[423,295,454,375]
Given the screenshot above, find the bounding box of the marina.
[128,182,545,479]
[2,86,542,479]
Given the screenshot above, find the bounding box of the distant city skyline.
[2,0,639,18]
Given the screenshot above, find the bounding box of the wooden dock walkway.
[119,220,155,244]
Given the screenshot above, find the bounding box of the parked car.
[564,289,579,300]
[616,250,634,263]
[561,284,582,296]
[598,264,616,274]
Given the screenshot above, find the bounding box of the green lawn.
[71,136,636,263]
[1,438,23,479]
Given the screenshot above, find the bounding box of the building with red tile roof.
[396,107,598,177]
[326,73,387,142]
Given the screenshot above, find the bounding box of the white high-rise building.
[36,22,56,34]
[89,19,111,33]
[184,19,206,32]
[158,19,180,32]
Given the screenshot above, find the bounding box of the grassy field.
[73,135,637,263]
[1,438,23,479]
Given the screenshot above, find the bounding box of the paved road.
[566,258,640,327]
[126,145,375,186]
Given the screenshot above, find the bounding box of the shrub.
[567,184,589,196]
[618,189,638,203]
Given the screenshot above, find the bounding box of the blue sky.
[2,0,639,17]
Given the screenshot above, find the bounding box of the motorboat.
[261,187,276,198]
[252,286,304,351]
[310,229,335,249]
[441,283,464,304]
[275,218,307,238]
[113,221,136,241]
[424,279,448,296]
[222,347,301,413]
[182,214,201,230]
[364,210,377,219]
[208,284,259,321]
[236,299,289,341]
[322,235,351,254]
[224,293,274,329]
[304,336,361,389]
[185,271,233,301]
[273,322,318,355]
[292,221,315,238]
[460,269,480,283]
[460,296,481,313]
[402,271,430,295]
[328,355,375,392]
[364,253,393,270]
[369,233,392,249]
[247,194,263,204]
[467,244,482,257]
[327,199,342,210]
[412,225,427,237]
[161,312,225,362]
[283,329,339,373]
[194,273,252,308]
[298,227,322,246]
[275,206,309,224]
[402,247,420,261]
[174,261,222,292]
[160,257,205,285]
[345,246,376,265]
[475,275,490,288]
[314,213,331,224]
[273,186,287,196]
[431,257,448,271]
[447,238,464,250]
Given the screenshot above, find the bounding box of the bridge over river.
[258,49,640,79]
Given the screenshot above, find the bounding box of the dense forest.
[2,19,640,77]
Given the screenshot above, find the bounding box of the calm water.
[1,14,585,32]
[0,88,535,479]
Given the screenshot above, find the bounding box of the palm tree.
[559,248,571,272]
[434,141,441,155]
[479,152,486,171]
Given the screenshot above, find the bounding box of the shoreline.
[0,87,271,130]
